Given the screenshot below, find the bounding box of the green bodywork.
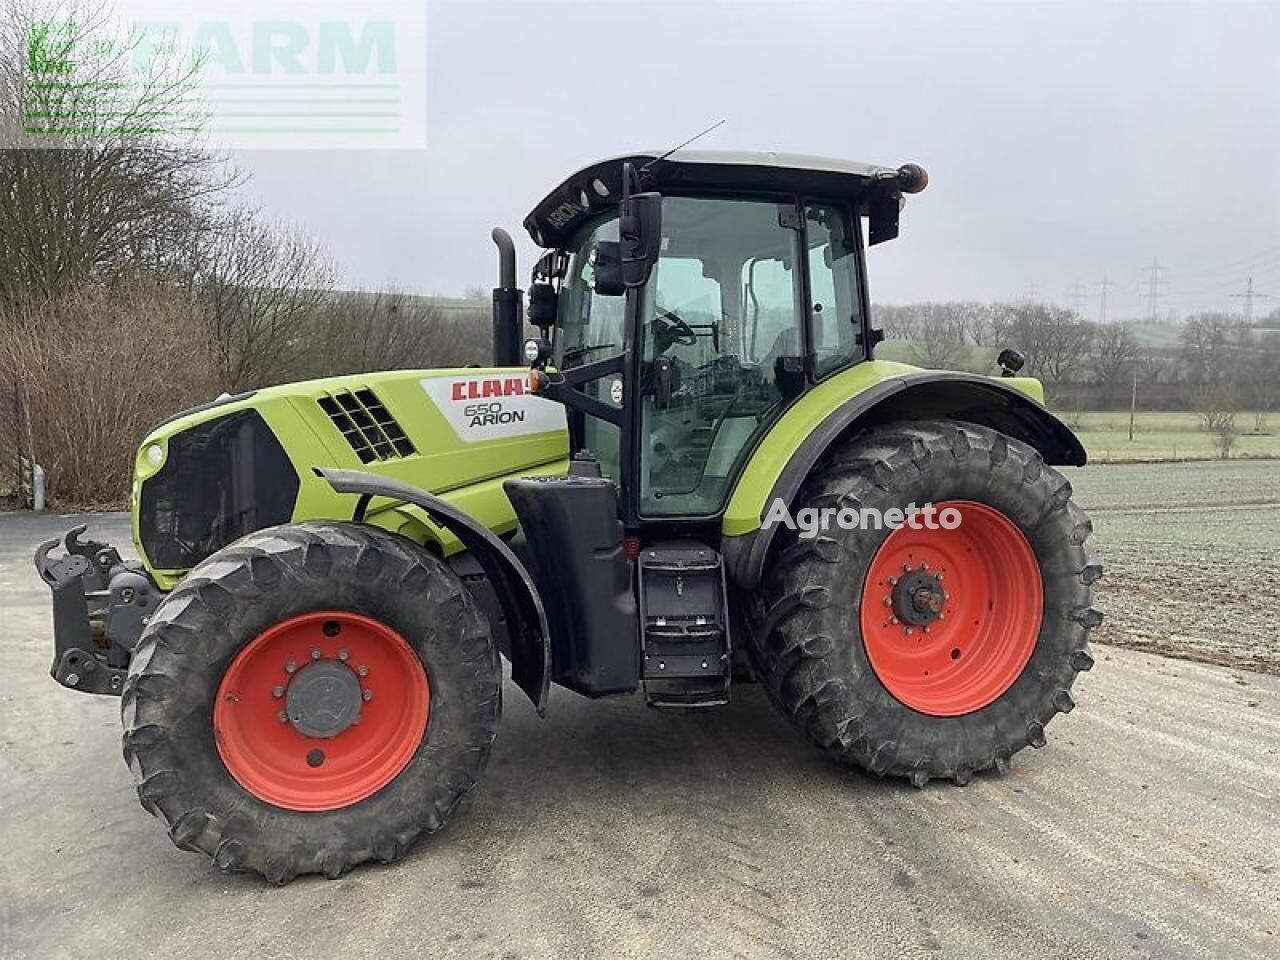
[722,360,1045,535]
[130,359,1047,589]
[131,368,570,589]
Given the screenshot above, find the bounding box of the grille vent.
[318,389,415,463]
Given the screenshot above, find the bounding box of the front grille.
[139,410,299,570]
[318,388,415,464]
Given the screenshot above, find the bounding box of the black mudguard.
[316,467,552,716]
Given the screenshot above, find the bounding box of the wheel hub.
[285,660,362,738]
[890,567,946,627]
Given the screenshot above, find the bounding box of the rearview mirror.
[589,241,625,296]
[620,191,662,288]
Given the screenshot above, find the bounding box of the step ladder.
[637,543,731,708]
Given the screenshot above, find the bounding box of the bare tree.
[1194,384,1240,458]
[0,0,237,305]
[904,304,966,369]
[872,301,995,370]
[1089,322,1140,407]
[1179,313,1240,390]
[0,281,217,505]
[308,291,492,377]
[189,209,333,392]
[990,302,1095,392]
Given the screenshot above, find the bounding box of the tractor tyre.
[121,521,501,883]
[747,420,1102,786]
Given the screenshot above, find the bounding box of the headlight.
[523,337,551,366]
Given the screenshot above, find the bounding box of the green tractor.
[36,151,1101,882]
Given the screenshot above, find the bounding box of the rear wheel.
[122,521,501,882]
[747,420,1102,785]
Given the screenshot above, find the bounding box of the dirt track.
[2,464,1279,959]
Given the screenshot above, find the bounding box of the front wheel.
[122,521,501,882]
[747,420,1103,786]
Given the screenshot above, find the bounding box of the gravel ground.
[1070,459,1280,673]
[2,466,1278,959]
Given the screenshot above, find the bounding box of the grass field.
[1070,410,1280,462]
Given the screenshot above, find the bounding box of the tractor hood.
[130,369,569,585]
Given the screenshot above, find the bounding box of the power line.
[1067,281,1087,313]
[1140,258,1169,322]
[1174,259,1280,299]
[1097,273,1118,324]
[1230,276,1276,323]
[1163,242,1280,282]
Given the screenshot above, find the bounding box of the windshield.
[553,215,624,479]
[548,198,864,515]
[555,216,623,369]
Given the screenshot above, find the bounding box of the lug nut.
[883,596,892,606]
[311,648,322,660]
[362,689,373,702]
[284,661,297,674]
[905,627,914,636]
[337,649,349,662]
[889,617,899,625]
[889,576,898,586]
[921,562,928,571]
[357,665,368,677]
[272,685,284,699]
[278,710,288,723]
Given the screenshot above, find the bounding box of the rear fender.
[316,468,551,715]
[721,371,1086,589]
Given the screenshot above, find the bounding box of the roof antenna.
[639,118,726,179]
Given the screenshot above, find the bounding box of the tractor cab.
[511,151,928,527]
[489,152,932,706]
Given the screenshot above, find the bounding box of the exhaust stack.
[490,227,523,367]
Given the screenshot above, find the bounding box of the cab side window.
[806,204,864,378]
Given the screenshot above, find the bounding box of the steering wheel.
[655,308,698,351]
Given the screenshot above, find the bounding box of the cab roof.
[523,150,906,248]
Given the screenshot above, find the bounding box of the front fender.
[721,368,1086,589]
[316,467,551,715]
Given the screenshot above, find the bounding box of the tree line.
[875,300,1280,442]
[0,1,491,505]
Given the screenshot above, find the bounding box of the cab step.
[637,543,731,708]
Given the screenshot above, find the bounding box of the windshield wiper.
[562,343,619,365]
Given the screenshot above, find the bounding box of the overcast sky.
[231,0,1280,321]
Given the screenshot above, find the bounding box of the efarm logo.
[449,378,527,402]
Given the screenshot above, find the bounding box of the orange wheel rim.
[213,611,429,811]
[859,501,1042,717]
